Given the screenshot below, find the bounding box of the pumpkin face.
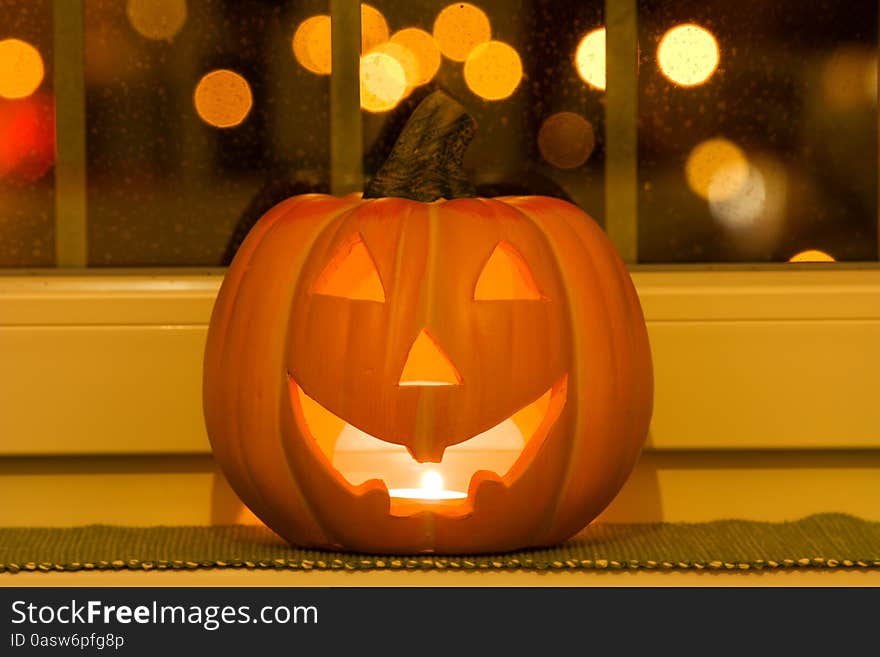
[203,90,652,553]
[203,192,652,553]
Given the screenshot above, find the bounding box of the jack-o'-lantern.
[203,91,653,553]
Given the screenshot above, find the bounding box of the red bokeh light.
[0,91,55,184]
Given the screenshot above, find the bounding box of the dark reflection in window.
[638,0,878,263]
[0,0,55,268]
[361,0,605,223]
[85,0,329,266]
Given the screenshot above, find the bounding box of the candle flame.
[421,470,444,494]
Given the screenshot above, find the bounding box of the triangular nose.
[398,329,461,386]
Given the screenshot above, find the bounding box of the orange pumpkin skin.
[203,191,653,553]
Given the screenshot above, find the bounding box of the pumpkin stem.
[363,90,478,201]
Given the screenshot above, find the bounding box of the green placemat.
[1,513,878,574]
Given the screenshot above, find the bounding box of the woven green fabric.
[1,513,878,574]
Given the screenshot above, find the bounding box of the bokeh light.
[292,5,389,76]
[370,42,418,92]
[0,91,55,182]
[360,4,389,54]
[433,3,491,62]
[789,249,836,263]
[822,47,877,110]
[538,112,596,169]
[0,39,45,99]
[708,166,765,227]
[360,51,406,113]
[292,15,330,75]
[126,0,187,41]
[193,69,253,128]
[390,28,441,86]
[657,23,719,87]
[708,155,787,235]
[685,137,748,201]
[464,40,522,101]
[575,28,605,91]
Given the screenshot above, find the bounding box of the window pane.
[638,0,878,263]
[360,0,605,222]
[84,0,330,266]
[0,0,55,267]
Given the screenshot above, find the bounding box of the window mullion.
[52,0,88,268]
[604,0,638,264]
[330,0,363,196]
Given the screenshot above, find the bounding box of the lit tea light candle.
[388,470,467,501]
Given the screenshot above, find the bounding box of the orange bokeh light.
[788,249,836,263]
[292,15,332,75]
[464,40,522,101]
[292,5,389,76]
[390,28,441,87]
[126,0,187,41]
[0,38,44,99]
[538,112,596,169]
[433,3,491,62]
[193,69,253,128]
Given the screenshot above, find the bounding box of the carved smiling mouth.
[288,375,568,516]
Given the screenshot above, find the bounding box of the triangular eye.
[311,234,386,301]
[474,241,543,300]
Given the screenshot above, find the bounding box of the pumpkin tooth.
[290,374,567,505]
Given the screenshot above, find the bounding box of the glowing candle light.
[388,470,467,501]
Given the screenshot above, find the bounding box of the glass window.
[0,0,54,268]
[638,0,878,263]
[84,0,330,266]
[0,1,877,268]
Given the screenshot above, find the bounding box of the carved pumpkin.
[203,92,653,553]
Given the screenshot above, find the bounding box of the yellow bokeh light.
[685,137,748,201]
[390,28,441,86]
[0,38,44,99]
[292,6,388,76]
[370,42,418,92]
[657,23,719,87]
[575,28,605,91]
[193,69,253,128]
[433,3,491,62]
[789,249,836,263]
[360,51,406,113]
[464,40,522,101]
[538,112,596,169]
[126,0,187,41]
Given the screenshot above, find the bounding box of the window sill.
[0,267,878,455]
